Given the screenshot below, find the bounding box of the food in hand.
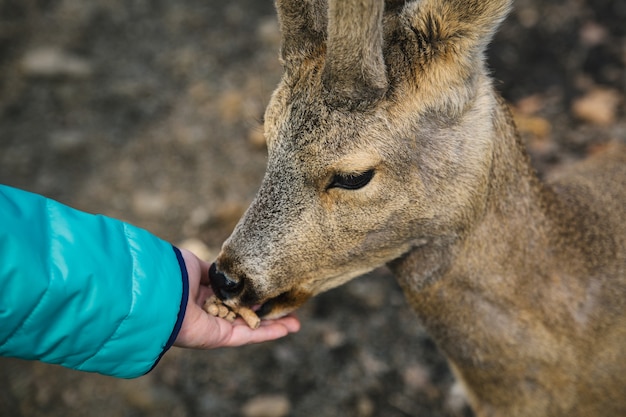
[203,295,261,329]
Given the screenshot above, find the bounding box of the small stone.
[572,88,621,126]
[355,395,375,417]
[402,364,430,391]
[445,380,469,415]
[49,131,87,153]
[512,112,552,139]
[579,22,608,47]
[515,94,545,115]
[322,328,346,348]
[132,191,167,217]
[21,47,92,78]
[188,207,211,227]
[512,95,552,141]
[248,126,267,149]
[359,351,388,376]
[241,394,291,417]
[257,17,280,46]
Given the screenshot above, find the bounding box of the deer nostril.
[209,262,244,300]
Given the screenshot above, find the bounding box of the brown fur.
[213,1,626,415]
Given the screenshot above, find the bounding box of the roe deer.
[209,0,626,415]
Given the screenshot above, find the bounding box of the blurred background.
[0,0,623,416]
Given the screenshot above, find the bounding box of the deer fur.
[211,0,626,415]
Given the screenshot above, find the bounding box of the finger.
[223,322,293,347]
[222,315,301,347]
[259,315,301,333]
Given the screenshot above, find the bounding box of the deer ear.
[275,0,327,70]
[402,0,512,65]
[322,0,388,109]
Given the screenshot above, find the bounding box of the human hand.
[173,248,300,349]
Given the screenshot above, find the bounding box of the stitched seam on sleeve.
[0,198,54,349]
[75,220,134,368]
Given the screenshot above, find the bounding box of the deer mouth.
[208,262,311,318]
[252,290,311,319]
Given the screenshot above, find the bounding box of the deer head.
[210,0,512,318]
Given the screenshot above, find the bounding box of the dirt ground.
[0,0,624,416]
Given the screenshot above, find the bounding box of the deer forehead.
[265,93,395,172]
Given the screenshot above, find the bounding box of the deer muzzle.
[209,262,245,300]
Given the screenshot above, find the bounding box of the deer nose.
[209,262,244,300]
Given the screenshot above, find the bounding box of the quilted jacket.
[0,185,188,378]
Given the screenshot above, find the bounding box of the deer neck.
[388,94,574,373]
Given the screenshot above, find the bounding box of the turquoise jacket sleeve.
[0,185,188,378]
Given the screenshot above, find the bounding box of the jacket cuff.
[147,246,189,373]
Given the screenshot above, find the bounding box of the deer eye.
[328,169,375,190]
